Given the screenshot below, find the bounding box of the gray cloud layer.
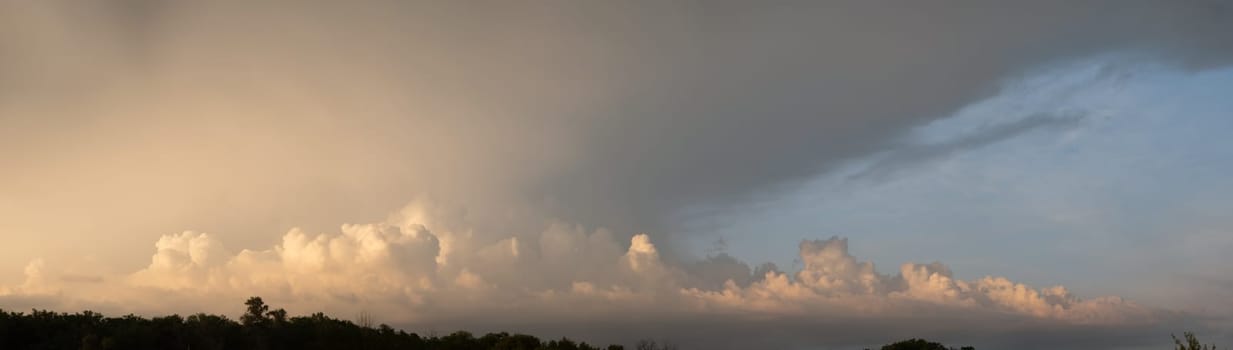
[3,2,1231,248]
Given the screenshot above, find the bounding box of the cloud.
[682,237,1152,325]
[1,200,1173,349]
[3,3,1231,348]
[2,2,1232,269]
[846,112,1088,182]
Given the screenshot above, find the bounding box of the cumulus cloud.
[1,201,1166,349]
[681,237,1152,325]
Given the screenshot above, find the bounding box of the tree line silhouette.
[1,297,634,350]
[0,296,1216,349]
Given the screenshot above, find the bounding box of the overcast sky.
[2,1,1232,349]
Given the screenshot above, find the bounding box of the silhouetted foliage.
[870,338,973,350]
[1,299,1214,350]
[634,339,675,350]
[1173,332,1217,350]
[242,296,270,327]
[0,297,624,350]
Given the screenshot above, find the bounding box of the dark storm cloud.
[515,1,1233,234]
[4,1,1231,240]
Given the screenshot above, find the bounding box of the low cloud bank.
[1,200,1179,349]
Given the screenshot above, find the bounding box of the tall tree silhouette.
[241,296,270,327]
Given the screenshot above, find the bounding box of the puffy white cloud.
[129,231,229,289]
[683,237,1152,324]
[796,237,887,295]
[0,201,1164,348]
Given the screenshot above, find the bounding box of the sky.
[1,1,1232,349]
